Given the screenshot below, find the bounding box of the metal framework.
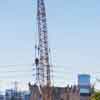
[35,0,51,87]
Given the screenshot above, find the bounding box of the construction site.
[28,0,93,100]
[0,0,99,100]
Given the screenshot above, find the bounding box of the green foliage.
[90,92,100,100]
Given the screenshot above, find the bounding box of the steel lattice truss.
[36,0,51,86]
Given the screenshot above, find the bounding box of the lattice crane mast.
[35,0,51,88]
[34,0,52,100]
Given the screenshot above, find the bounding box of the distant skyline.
[0,0,100,88]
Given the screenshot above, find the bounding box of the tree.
[90,92,100,100]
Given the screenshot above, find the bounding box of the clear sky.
[0,0,100,88]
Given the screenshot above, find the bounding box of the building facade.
[5,89,30,100]
[78,74,91,100]
[0,95,4,100]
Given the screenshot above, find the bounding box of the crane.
[35,0,51,87]
[30,0,52,100]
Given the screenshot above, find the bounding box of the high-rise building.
[78,74,91,100]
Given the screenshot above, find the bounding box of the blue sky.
[0,0,100,88]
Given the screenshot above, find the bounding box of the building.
[5,89,25,100]
[24,94,30,100]
[29,84,80,100]
[78,74,91,100]
[0,94,4,100]
[5,89,15,100]
[52,85,80,100]
[23,91,30,100]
